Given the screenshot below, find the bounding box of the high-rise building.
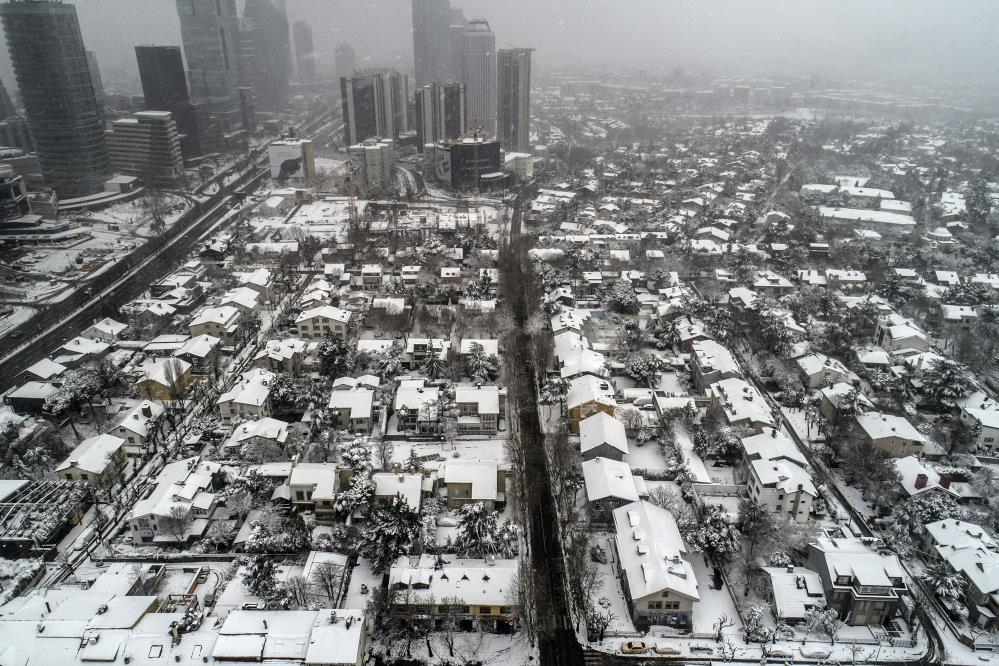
[175,0,244,137]
[292,20,315,82]
[135,45,203,158]
[0,0,111,198]
[0,78,16,118]
[334,43,357,81]
[348,138,394,196]
[0,164,29,223]
[0,116,32,152]
[447,8,466,82]
[497,48,533,153]
[105,111,184,189]
[462,20,496,135]
[414,82,465,147]
[86,50,107,112]
[411,0,451,88]
[340,70,408,145]
[242,0,291,113]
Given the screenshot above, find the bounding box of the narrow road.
[503,186,584,666]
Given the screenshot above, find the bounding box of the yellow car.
[620,640,650,654]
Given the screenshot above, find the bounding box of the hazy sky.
[3,0,998,91]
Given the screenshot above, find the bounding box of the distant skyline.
[1,0,998,93]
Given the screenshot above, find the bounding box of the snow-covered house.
[566,375,616,433]
[581,457,644,523]
[856,412,925,458]
[388,555,517,632]
[235,267,273,299]
[55,433,126,487]
[328,389,376,434]
[817,382,872,425]
[956,391,999,450]
[578,411,629,461]
[222,417,290,458]
[189,305,243,345]
[127,457,220,545]
[690,339,742,391]
[875,314,929,354]
[371,472,423,512]
[220,286,262,315]
[211,608,367,665]
[253,337,310,375]
[137,358,193,401]
[806,535,907,627]
[82,317,127,342]
[612,500,699,631]
[295,305,351,341]
[394,379,441,433]
[403,338,450,369]
[762,566,826,624]
[747,456,817,524]
[112,400,166,458]
[796,353,852,389]
[217,368,275,424]
[455,385,505,434]
[439,461,506,510]
[174,333,221,374]
[922,519,999,630]
[706,377,776,433]
[18,357,67,385]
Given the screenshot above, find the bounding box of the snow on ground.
[688,556,742,636]
[674,424,712,483]
[401,632,537,666]
[343,558,381,610]
[622,439,664,471]
[0,306,35,336]
[388,437,507,467]
[591,534,637,635]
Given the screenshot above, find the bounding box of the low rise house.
[566,375,616,433]
[956,391,999,450]
[235,267,273,298]
[82,317,127,342]
[388,555,517,632]
[127,457,220,545]
[941,304,978,329]
[329,388,376,434]
[439,461,505,510]
[222,417,290,458]
[581,456,643,523]
[394,379,441,433]
[211,608,367,664]
[174,333,221,374]
[754,270,794,297]
[189,305,243,345]
[797,353,852,389]
[818,382,872,425]
[217,368,275,424]
[295,305,351,340]
[253,337,310,374]
[578,411,628,461]
[4,381,58,415]
[747,456,817,523]
[690,339,742,391]
[762,566,827,624]
[137,358,193,401]
[404,338,450,369]
[875,314,929,354]
[112,400,166,458]
[455,385,504,434]
[18,358,67,384]
[283,462,339,517]
[707,377,776,432]
[55,433,126,487]
[806,535,907,627]
[856,412,925,457]
[220,286,262,315]
[612,500,699,631]
[372,472,423,511]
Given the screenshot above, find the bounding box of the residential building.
[254,337,310,374]
[806,536,907,627]
[55,434,126,487]
[283,462,338,517]
[349,139,395,196]
[707,377,776,432]
[0,0,111,198]
[566,375,616,433]
[127,457,220,545]
[578,411,628,461]
[762,566,827,624]
[189,305,243,345]
[82,317,128,343]
[875,314,929,354]
[394,379,441,433]
[747,456,817,523]
[612,500,699,631]
[112,400,166,458]
[454,384,504,434]
[217,368,275,424]
[372,472,424,512]
[222,416,289,458]
[137,358,193,401]
[439,460,506,510]
[388,555,517,632]
[797,353,852,389]
[690,339,742,390]
[174,334,222,375]
[329,388,376,434]
[295,305,351,340]
[856,412,926,457]
[956,391,999,450]
[581,457,644,523]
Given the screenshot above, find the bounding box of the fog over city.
[2,0,997,86]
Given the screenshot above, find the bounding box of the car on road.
[7,329,22,338]
[620,640,650,654]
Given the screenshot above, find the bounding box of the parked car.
[620,641,649,655]
[653,643,680,655]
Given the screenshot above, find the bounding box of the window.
[296,491,304,500]
[81,474,89,481]
[648,601,663,609]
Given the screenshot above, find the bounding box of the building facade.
[292,20,315,82]
[411,0,452,88]
[497,48,532,153]
[415,81,466,147]
[106,111,185,188]
[135,45,203,158]
[0,0,112,198]
[462,19,496,135]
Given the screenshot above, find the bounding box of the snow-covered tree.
[803,605,843,644]
[317,335,355,378]
[742,603,773,643]
[606,279,640,314]
[339,437,372,471]
[453,501,501,558]
[920,359,977,407]
[465,342,499,384]
[623,351,669,385]
[361,495,421,573]
[921,560,966,602]
[420,345,447,381]
[332,471,375,518]
[375,344,405,377]
[243,555,279,600]
[685,503,739,562]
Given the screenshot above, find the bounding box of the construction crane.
[315,159,359,230]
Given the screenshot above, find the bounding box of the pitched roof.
[612,500,699,602]
[579,412,628,456]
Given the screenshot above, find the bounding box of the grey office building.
[462,19,496,135]
[415,82,465,146]
[293,20,316,82]
[136,45,203,158]
[497,48,533,153]
[412,0,451,88]
[242,0,291,113]
[0,0,111,198]
[340,70,408,145]
[334,43,357,81]
[106,111,184,189]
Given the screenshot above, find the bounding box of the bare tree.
[283,575,309,608]
[371,434,394,471]
[161,505,192,543]
[437,594,465,657]
[310,560,346,603]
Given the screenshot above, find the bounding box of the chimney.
[938,473,951,489]
[786,565,794,574]
[914,473,928,489]
[141,404,152,418]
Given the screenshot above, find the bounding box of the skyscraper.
[497,48,533,153]
[334,43,357,81]
[86,51,107,112]
[415,82,465,146]
[462,20,496,135]
[105,111,184,189]
[411,0,451,88]
[135,45,203,158]
[447,8,466,83]
[0,78,16,119]
[175,0,243,136]
[242,0,291,113]
[0,0,111,198]
[292,20,315,83]
[340,70,409,145]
